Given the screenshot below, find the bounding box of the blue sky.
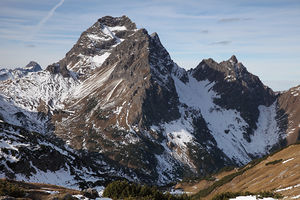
[0,0,299,91]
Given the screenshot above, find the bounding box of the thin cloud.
[0,18,28,23]
[210,41,231,45]
[25,44,36,48]
[28,0,65,41]
[200,30,209,34]
[218,17,252,23]
[0,6,46,18]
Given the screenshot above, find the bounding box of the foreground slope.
[217,144,300,199]
[177,143,300,199]
[0,16,296,187]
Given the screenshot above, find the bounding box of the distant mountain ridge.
[0,61,42,81]
[0,16,299,189]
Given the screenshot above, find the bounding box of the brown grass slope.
[0,179,80,200]
[176,143,300,199]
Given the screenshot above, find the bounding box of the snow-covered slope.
[171,74,283,165]
[0,121,139,189]
[0,70,78,133]
[0,16,293,188]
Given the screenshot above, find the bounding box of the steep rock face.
[0,16,291,187]
[278,85,300,144]
[191,56,276,141]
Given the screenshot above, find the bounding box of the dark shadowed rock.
[98,15,137,30]
[46,63,70,77]
[83,188,99,199]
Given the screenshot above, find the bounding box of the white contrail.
[28,0,65,41]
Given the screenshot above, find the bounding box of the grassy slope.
[0,178,80,200]
[176,143,300,199]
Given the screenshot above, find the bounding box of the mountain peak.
[229,55,238,64]
[196,56,245,78]
[24,61,42,72]
[150,32,158,38]
[50,16,140,79]
[97,15,136,30]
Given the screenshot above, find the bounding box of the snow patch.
[16,167,78,189]
[108,26,127,31]
[87,34,110,41]
[92,52,111,67]
[43,190,59,194]
[225,74,236,82]
[276,183,300,192]
[73,194,111,200]
[282,157,294,164]
[291,194,300,199]
[168,188,186,195]
[102,26,114,38]
[164,119,194,147]
[0,140,19,151]
[229,196,276,200]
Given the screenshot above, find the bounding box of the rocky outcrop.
[46,62,70,77]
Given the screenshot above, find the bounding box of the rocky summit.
[0,16,299,188]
